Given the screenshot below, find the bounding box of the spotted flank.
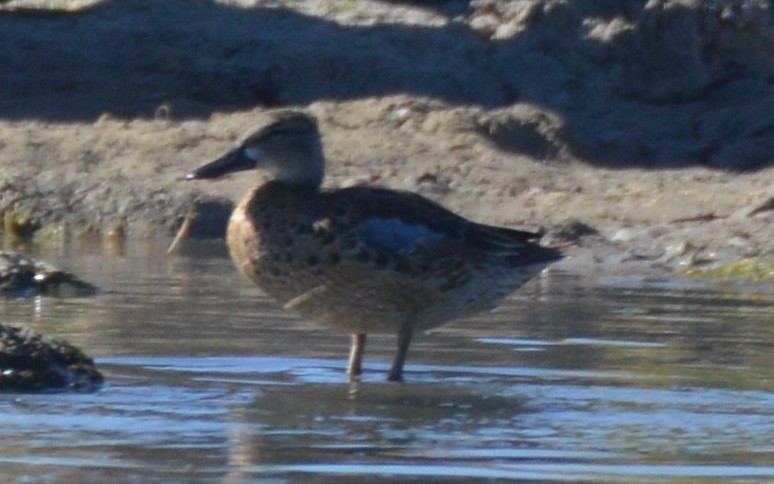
[187,111,564,382]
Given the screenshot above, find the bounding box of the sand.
[1,0,772,277]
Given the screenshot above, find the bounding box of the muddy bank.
[0,0,772,276]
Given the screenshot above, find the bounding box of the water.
[1,239,772,482]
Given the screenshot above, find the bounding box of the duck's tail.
[466,223,565,266]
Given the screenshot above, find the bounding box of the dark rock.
[542,218,601,245]
[184,196,234,239]
[476,104,577,160]
[0,324,103,392]
[0,251,99,297]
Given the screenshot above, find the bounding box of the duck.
[187,111,563,382]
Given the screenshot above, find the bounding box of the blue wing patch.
[360,218,445,252]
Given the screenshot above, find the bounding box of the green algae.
[682,258,774,283]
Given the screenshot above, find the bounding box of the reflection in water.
[0,239,772,481]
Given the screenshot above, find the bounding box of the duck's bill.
[187,148,256,180]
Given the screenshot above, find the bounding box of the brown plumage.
[188,111,563,382]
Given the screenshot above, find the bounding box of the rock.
[0,324,103,392]
[610,228,636,243]
[0,252,99,298]
[180,196,234,239]
[166,196,235,255]
[542,218,600,245]
[475,104,577,160]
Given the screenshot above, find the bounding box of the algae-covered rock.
[682,258,774,283]
[0,324,103,392]
[0,251,99,297]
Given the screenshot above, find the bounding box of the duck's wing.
[297,188,469,311]
[323,186,467,253]
[286,187,561,320]
[323,186,560,265]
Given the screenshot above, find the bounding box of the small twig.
[166,209,195,256]
[670,212,724,224]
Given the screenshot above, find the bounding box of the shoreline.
[1,1,772,280]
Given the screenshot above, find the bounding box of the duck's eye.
[245,147,263,160]
[270,128,299,138]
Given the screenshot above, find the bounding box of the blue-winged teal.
[188,111,563,382]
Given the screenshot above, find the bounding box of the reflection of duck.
[188,111,563,382]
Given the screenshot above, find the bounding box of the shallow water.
[1,239,772,482]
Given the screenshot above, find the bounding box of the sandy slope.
[1,0,772,276]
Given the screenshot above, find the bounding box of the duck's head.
[188,111,325,189]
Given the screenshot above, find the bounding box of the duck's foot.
[347,333,366,381]
[387,323,413,382]
[386,370,403,382]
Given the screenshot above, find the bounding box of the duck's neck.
[274,171,323,190]
[263,179,321,195]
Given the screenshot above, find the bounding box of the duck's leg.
[347,333,366,380]
[387,322,414,382]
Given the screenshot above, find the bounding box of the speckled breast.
[226,184,324,305]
